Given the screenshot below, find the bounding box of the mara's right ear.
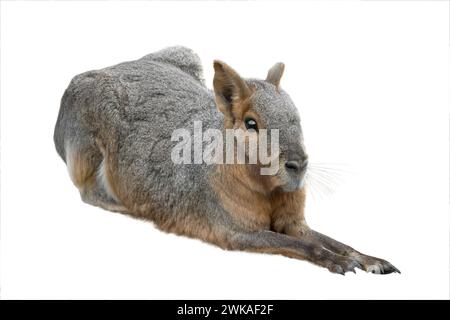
[266,62,285,90]
[213,60,251,122]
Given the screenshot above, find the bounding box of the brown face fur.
[211,61,307,237]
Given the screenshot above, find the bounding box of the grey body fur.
[55,47,226,226]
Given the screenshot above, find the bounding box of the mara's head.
[213,60,308,193]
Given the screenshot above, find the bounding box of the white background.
[1,1,449,299]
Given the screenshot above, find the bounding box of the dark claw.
[328,257,363,275]
[382,262,401,274]
[364,260,400,275]
[331,265,345,275]
[355,261,364,271]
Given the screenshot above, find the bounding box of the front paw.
[353,253,400,274]
[322,254,364,275]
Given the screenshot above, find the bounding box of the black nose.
[285,160,300,172]
[285,159,308,172]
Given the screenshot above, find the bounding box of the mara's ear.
[266,62,285,89]
[213,60,251,121]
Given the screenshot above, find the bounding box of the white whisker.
[304,161,354,198]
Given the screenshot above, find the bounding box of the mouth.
[280,167,307,192]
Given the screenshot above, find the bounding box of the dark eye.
[244,118,258,132]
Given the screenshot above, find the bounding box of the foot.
[351,252,400,274]
[319,251,364,275]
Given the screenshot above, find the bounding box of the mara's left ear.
[213,60,251,122]
[266,62,285,89]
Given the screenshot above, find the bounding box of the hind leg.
[81,180,128,214]
[65,140,128,214]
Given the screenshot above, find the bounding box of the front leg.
[305,230,400,274]
[228,230,364,275]
[270,189,400,275]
